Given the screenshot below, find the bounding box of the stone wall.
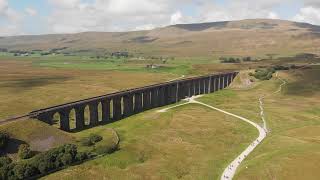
[29,72,238,132]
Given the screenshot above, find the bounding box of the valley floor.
[41,66,320,179]
[1,56,319,179]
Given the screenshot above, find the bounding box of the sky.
[0,0,320,36]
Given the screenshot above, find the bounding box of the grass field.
[0,59,176,120]
[1,52,319,179]
[0,54,264,120]
[200,67,320,180]
[42,103,257,180]
[234,67,320,180]
[40,66,320,180]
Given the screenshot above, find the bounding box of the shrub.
[219,57,241,63]
[243,56,252,62]
[0,156,13,179]
[273,65,289,70]
[0,164,15,180]
[249,68,275,80]
[89,134,103,143]
[60,153,73,166]
[31,144,78,174]
[75,152,89,161]
[81,138,94,146]
[0,132,9,149]
[81,134,103,146]
[0,156,12,168]
[13,163,38,179]
[94,144,118,155]
[18,144,33,159]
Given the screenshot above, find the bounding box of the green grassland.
[0,51,320,179]
[43,103,257,180]
[0,53,219,75]
[234,67,320,180]
[40,66,320,179]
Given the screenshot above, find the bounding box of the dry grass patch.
[0,60,174,120]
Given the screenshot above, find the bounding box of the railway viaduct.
[29,72,238,132]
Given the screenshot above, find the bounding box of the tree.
[243,56,252,62]
[18,144,33,159]
[13,163,38,179]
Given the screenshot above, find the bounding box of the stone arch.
[52,112,61,128]
[110,99,114,120]
[69,109,76,130]
[121,96,124,116]
[98,101,103,123]
[84,105,90,126]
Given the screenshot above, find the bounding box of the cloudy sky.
[0,0,320,36]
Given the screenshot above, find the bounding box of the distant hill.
[1,19,320,57]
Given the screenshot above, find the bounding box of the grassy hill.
[1,19,320,58]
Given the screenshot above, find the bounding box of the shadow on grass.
[1,76,71,90]
[283,68,320,96]
[0,138,26,155]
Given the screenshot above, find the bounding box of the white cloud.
[0,0,8,13]
[304,0,320,7]
[293,6,320,25]
[47,0,182,33]
[48,0,81,9]
[197,1,281,23]
[268,12,279,19]
[0,0,24,36]
[25,7,37,16]
[170,11,183,25]
[1,0,320,36]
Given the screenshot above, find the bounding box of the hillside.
[1,19,320,57]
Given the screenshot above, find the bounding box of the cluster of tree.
[220,57,241,63]
[249,65,291,80]
[220,56,254,63]
[18,144,33,160]
[272,65,290,71]
[242,57,252,62]
[81,134,103,146]
[111,52,129,58]
[9,50,28,54]
[7,50,30,56]
[40,52,52,56]
[0,144,92,180]
[249,68,275,80]
[49,47,68,54]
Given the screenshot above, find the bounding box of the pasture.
[0,53,319,179]
[44,66,320,180]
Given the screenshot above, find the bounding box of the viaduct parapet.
[29,72,238,132]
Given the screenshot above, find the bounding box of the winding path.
[158,73,287,180]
